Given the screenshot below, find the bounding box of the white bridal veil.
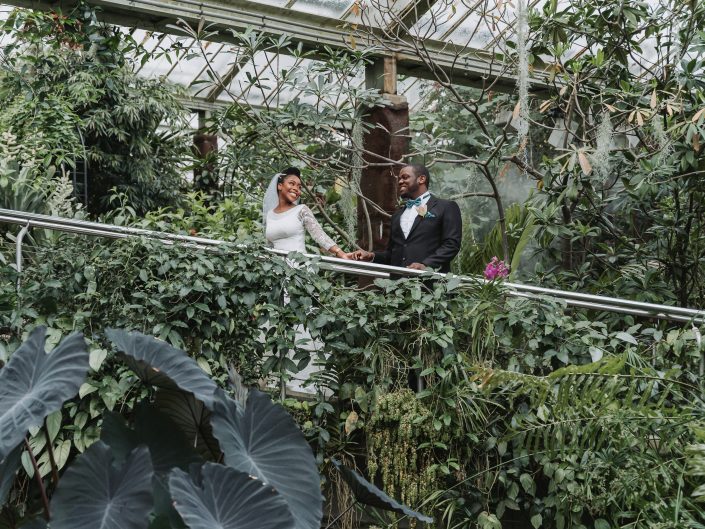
[262,173,281,228]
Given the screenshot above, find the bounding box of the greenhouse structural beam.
[1,207,703,324]
[5,0,550,92]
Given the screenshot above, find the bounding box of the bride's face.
[278,175,302,204]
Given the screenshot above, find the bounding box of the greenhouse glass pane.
[189,45,243,96]
[445,9,508,49]
[138,38,209,86]
[246,0,289,7]
[398,77,422,108]
[0,4,15,46]
[343,0,416,29]
[229,52,282,102]
[290,0,356,18]
[412,0,473,40]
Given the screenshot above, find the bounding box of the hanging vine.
[366,389,442,524]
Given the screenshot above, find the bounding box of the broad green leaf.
[101,404,202,528]
[102,403,202,473]
[211,389,322,529]
[0,327,88,460]
[478,511,502,529]
[106,329,217,409]
[51,441,153,529]
[20,520,47,529]
[615,332,637,345]
[154,389,220,461]
[519,472,535,494]
[0,444,22,508]
[169,463,295,529]
[89,348,108,372]
[45,410,62,443]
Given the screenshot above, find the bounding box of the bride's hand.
[332,247,351,259]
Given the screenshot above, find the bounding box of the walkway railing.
[1,207,704,324]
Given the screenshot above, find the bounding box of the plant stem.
[43,421,60,487]
[23,439,50,521]
[324,499,358,528]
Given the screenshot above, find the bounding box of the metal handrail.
[1,207,704,324]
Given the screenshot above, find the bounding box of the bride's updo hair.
[278,167,301,183]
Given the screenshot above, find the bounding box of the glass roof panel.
[446,8,509,49]
[412,0,473,40]
[289,0,355,18]
[137,37,207,87]
[245,0,289,7]
[188,45,243,97]
[342,0,417,30]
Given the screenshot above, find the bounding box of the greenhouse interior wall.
[2,0,705,528]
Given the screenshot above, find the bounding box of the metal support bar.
[15,222,29,293]
[1,207,704,324]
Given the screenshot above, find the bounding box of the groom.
[351,164,462,272]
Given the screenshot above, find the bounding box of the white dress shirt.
[400,192,431,238]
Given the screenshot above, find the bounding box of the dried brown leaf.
[578,150,592,175]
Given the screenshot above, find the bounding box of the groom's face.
[398,166,425,199]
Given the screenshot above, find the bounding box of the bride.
[264,167,349,258]
[263,167,350,395]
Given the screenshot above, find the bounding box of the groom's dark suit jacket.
[373,194,462,273]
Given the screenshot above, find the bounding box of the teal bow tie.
[405,197,423,209]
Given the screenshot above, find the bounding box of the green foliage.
[2,1,705,523]
[0,4,191,215]
[0,326,430,528]
[1,213,704,527]
[526,0,705,308]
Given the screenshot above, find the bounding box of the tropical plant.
[0,3,191,215]
[0,326,432,528]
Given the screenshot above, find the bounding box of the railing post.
[16,221,30,293]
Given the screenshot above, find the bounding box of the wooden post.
[193,110,219,197]
[359,56,409,255]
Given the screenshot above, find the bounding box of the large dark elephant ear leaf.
[169,463,295,529]
[331,459,433,524]
[211,389,322,529]
[106,329,217,409]
[50,441,154,529]
[0,444,22,508]
[101,403,202,472]
[101,403,201,529]
[155,389,221,461]
[0,327,88,460]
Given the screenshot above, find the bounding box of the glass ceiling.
[1,0,664,120]
[0,0,536,113]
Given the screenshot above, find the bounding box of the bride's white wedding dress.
[265,204,336,395]
[266,204,337,253]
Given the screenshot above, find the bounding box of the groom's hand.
[349,250,374,261]
[407,262,427,270]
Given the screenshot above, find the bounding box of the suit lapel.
[407,195,438,238]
